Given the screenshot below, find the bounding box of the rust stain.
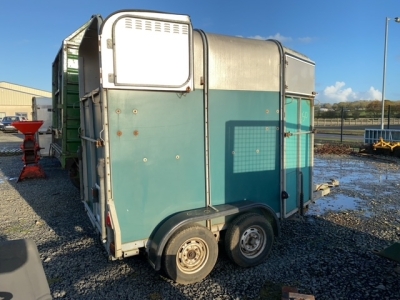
[133,130,139,136]
[117,131,122,136]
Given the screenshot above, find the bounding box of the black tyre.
[162,224,218,284]
[225,213,274,267]
[68,161,80,189]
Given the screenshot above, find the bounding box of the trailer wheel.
[225,213,274,267]
[162,224,218,284]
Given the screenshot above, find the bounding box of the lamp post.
[381,17,400,130]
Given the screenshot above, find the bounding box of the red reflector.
[106,212,113,229]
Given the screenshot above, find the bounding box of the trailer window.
[113,17,191,88]
[285,54,315,96]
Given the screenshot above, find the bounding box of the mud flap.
[0,239,52,300]
[373,242,400,263]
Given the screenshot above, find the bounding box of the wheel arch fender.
[244,207,281,238]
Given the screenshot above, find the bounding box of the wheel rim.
[176,237,209,274]
[239,225,266,258]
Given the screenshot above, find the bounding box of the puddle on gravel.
[307,195,366,215]
[314,157,400,186]
[384,204,398,210]
[312,156,400,217]
[0,176,17,183]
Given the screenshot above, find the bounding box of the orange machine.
[12,121,46,182]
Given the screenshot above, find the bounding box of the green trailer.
[78,10,315,284]
[51,16,100,187]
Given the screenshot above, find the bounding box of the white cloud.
[247,35,266,40]
[360,87,382,101]
[248,33,292,43]
[319,82,382,103]
[322,82,356,103]
[267,33,293,43]
[248,33,314,44]
[297,37,313,44]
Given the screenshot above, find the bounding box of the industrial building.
[0,82,51,120]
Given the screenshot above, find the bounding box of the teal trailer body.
[77,10,315,283]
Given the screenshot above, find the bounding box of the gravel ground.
[1,133,400,299]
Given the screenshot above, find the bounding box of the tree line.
[315,100,400,119]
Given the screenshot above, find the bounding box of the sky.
[1,0,400,104]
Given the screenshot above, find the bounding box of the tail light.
[106,212,113,229]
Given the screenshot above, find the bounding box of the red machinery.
[12,121,46,182]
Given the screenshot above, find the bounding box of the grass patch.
[47,276,62,286]
[148,293,163,300]
[314,139,365,149]
[316,129,364,135]
[3,223,31,236]
[258,280,283,300]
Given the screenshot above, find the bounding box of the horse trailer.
[77,9,315,284]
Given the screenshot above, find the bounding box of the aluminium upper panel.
[205,34,281,92]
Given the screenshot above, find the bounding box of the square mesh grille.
[233,126,276,173]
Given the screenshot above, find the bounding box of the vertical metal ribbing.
[268,39,286,219]
[297,98,301,209]
[310,97,315,207]
[78,55,87,202]
[196,29,211,210]
[102,89,122,258]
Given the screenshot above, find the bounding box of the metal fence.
[315,118,400,126]
[364,129,400,144]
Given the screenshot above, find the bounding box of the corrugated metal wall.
[0,82,51,118]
